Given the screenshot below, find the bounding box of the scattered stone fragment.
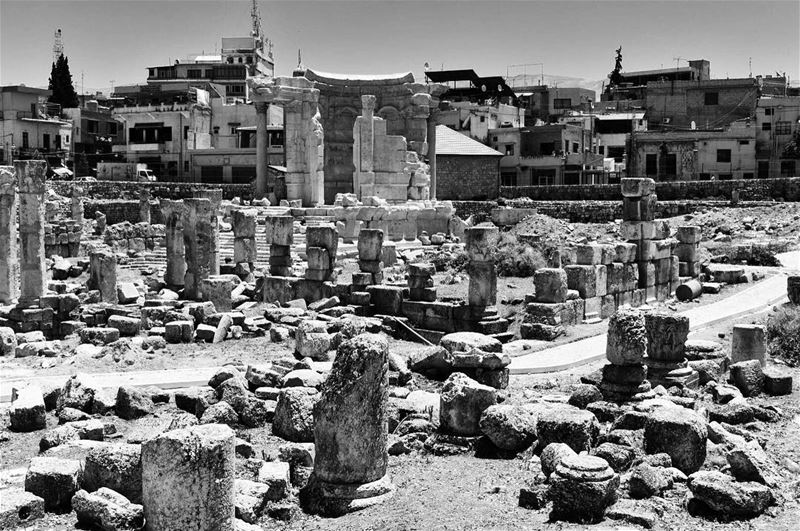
[200,401,239,426]
[479,404,537,452]
[549,454,619,523]
[0,488,45,527]
[593,442,637,472]
[439,372,498,436]
[629,463,671,498]
[537,406,600,454]
[115,387,154,420]
[10,385,46,432]
[83,443,143,504]
[729,360,764,397]
[567,384,603,409]
[24,456,82,512]
[273,388,317,442]
[687,470,774,518]
[644,407,707,474]
[72,488,144,531]
[540,442,577,478]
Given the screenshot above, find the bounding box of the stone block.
[116,283,139,305]
[165,320,194,343]
[534,268,568,303]
[565,265,607,299]
[72,488,144,531]
[576,244,614,266]
[10,384,46,432]
[676,226,702,244]
[620,177,655,198]
[367,285,404,314]
[107,315,141,337]
[731,324,767,367]
[79,327,120,346]
[265,216,294,246]
[614,243,637,263]
[25,457,82,512]
[675,242,699,262]
[0,488,45,527]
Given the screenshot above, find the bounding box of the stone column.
[183,198,219,300]
[70,186,84,225]
[265,215,294,277]
[255,101,269,199]
[0,166,18,303]
[644,311,696,388]
[15,160,46,304]
[305,224,338,281]
[139,189,151,224]
[465,226,498,309]
[88,250,118,303]
[357,228,383,286]
[232,208,257,265]
[160,199,185,288]
[353,95,376,199]
[427,111,438,200]
[301,334,394,516]
[141,424,236,531]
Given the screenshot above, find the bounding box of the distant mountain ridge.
[506,74,605,99]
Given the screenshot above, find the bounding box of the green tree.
[48,54,79,109]
[608,46,623,87]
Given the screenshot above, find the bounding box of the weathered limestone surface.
[731,324,767,367]
[465,226,498,308]
[160,199,185,287]
[0,166,18,303]
[232,208,258,264]
[141,424,235,531]
[302,334,394,515]
[88,250,118,303]
[183,198,219,300]
[549,454,619,523]
[788,276,800,305]
[16,161,47,303]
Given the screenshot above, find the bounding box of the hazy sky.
[1,0,798,94]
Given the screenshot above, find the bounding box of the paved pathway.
[508,271,791,375]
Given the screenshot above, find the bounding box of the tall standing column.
[183,198,219,300]
[427,111,438,200]
[255,101,269,199]
[160,199,185,288]
[139,188,151,224]
[0,166,18,303]
[15,160,46,305]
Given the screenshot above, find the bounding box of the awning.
[52,167,73,178]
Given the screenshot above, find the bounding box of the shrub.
[429,247,468,273]
[766,306,800,367]
[493,233,546,277]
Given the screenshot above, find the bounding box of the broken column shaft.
[160,199,185,288]
[183,198,219,300]
[15,160,47,304]
[0,166,18,303]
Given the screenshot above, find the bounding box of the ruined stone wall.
[84,200,165,226]
[48,181,253,201]
[501,177,800,202]
[437,156,500,201]
[451,201,498,222]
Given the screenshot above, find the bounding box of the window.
[738,140,750,145]
[762,122,772,131]
[86,120,98,134]
[43,134,50,150]
[553,98,571,109]
[781,160,796,176]
[148,68,155,77]
[704,92,719,105]
[187,69,202,79]
[55,135,61,150]
[717,149,732,163]
[758,161,769,178]
[645,154,657,176]
[226,84,245,95]
[22,131,29,148]
[534,169,556,185]
[108,122,118,135]
[564,140,569,153]
[200,165,224,183]
[775,121,792,135]
[572,142,579,153]
[504,144,514,156]
[743,173,754,179]
[238,57,243,63]
[664,153,677,176]
[699,173,711,181]
[184,161,189,172]
[245,56,252,64]
[480,115,485,123]
[184,126,189,140]
[719,174,732,180]
[764,108,774,116]
[539,142,555,155]
[268,130,284,147]
[501,171,517,187]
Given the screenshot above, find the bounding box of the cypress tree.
[48,54,79,108]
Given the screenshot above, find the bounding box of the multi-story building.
[489,123,604,186]
[515,85,596,123]
[602,59,710,102]
[630,120,757,181]
[755,96,800,178]
[63,100,124,176]
[437,102,524,142]
[112,87,284,183]
[0,85,72,169]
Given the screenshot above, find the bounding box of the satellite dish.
[481,84,487,92]
[424,62,430,71]
[690,121,696,130]
[497,84,502,92]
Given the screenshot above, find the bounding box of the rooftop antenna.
[748,57,752,78]
[251,0,262,38]
[53,28,63,62]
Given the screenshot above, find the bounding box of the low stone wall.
[451,201,498,222]
[103,221,166,253]
[500,200,779,224]
[501,177,800,202]
[85,200,166,226]
[49,180,254,201]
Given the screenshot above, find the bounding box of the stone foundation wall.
[49,181,254,201]
[451,201,498,222]
[103,221,165,253]
[501,177,800,202]
[85,200,165,226]
[437,155,501,201]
